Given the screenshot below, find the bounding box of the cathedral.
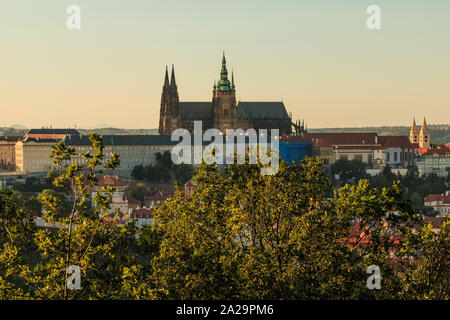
[159,53,302,135]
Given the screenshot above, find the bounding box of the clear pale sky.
[0,0,449,129]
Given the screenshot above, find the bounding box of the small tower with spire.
[419,117,430,149]
[169,64,179,118]
[212,52,237,131]
[409,117,419,145]
[214,51,234,92]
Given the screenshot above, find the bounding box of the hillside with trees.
[331,159,450,216]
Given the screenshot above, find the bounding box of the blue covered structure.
[279,142,312,164]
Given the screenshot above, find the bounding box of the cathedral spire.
[420,117,430,134]
[170,64,177,87]
[163,65,169,87]
[410,117,418,134]
[217,51,232,91]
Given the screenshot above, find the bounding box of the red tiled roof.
[26,134,66,140]
[146,190,172,201]
[422,148,450,156]
[345,222,402,248]
[129,208,153,218]
[98,175,127,187]
[312,138,333,147]
[378,136,413,148]
[424,192,450,203]
[415,148,428,154]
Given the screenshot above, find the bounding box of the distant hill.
[0,127,27,137]
[11,124,28,129]
[0,127,159,137]
[78,128,158,135]
[309,125,450,145]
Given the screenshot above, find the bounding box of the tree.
[396,221,449,299]
[155,151,173,169]
[37,189,71,219]
[1,147,449,300]
[174,164,193,184]
[131,164,146,181]
[446,167,450,183]
[0,134,157,299]
[131,183,147,203]
[331,159,368,187]
[0,189,36,299]
[151,156,433,299]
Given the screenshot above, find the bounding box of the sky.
[0,0,449,129]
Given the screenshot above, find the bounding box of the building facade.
[159,53,294,135]
[15,138,56,173]
[424,191,450,217]
[378,136,415,168]
[0,136,22,170]
[15,131,177,174]
[282,132,415,169]
[417,148,450,177]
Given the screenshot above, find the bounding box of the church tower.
[159,65,180,134]
[409,117,419,145]
[169,65,180,132]
[419,117,430,149]
[159,66,171,135]
[212,52,237,132]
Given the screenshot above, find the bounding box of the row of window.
[387,151,412,163]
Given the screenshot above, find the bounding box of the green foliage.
[332,162,447,217]
[131,165,146,181]
[331,159,368,187]
[130,184,147,203]
[151,157,448,299]
[37,189,70,219]
[1,150,448,300]
[395,221,449,299]
[131,151,193,184]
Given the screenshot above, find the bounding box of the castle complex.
[158,53,299,135]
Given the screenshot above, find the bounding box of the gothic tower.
[169,65,180,132]
[409,117,418,145]
[419,117,430,149]
[159,66,171,135]
[212,52,237,132]
[159,65,180,134]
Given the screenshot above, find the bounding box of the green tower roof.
[216,52,234,92]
